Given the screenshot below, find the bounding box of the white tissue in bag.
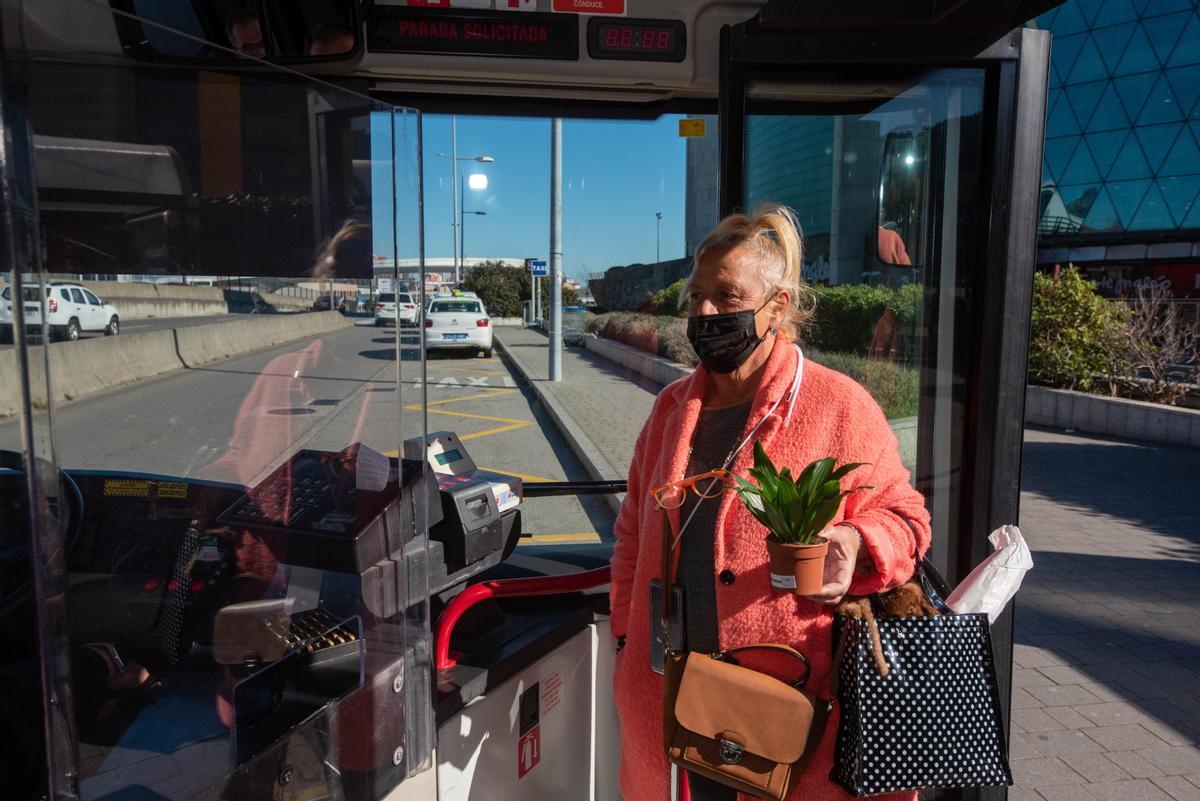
[945,525,1033,623]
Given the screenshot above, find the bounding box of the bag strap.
[916,556,953,613]
[712,642,813,689]
[660,507,673,630]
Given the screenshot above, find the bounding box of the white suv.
[0,281,121,343]
[374,292,418,327]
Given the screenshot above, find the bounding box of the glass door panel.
[742,68,988,560]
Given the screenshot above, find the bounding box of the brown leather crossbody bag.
[658,509,830,801]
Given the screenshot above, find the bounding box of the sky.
[372,111,688,286]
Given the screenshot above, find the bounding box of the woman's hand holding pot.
[804,524,862,605]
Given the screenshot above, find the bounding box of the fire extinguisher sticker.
[518,725,540,778]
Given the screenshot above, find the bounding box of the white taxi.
[424,293,492,358]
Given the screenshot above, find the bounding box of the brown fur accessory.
[830,580,940,694]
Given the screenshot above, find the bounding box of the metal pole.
[656,211,662,262]
[451,116,460,286]
[549,118,563,382]
[459,181,465,277]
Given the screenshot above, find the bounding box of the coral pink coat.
[609,336,933,801]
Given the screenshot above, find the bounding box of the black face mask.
[686,294,776,374]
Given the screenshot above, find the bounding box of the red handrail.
[435,566,611,670]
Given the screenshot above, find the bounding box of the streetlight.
[656,211,663,262]
[461,210,487,271]
[434,119,495,285]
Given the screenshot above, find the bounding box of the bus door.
[718,6,1053,800]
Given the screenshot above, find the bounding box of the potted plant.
[734,443,872,595]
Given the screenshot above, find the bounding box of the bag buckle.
[718,738,744,765]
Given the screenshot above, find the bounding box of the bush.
[587,312,917,417]
[1028,268,1130,393]
[652,279,686,316]
[462,261,528,318]
[806,349,919,420]
[461,261,579,318]
[809,284,893,354]
[588,312,696,365]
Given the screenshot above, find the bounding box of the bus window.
[743,70,988,482]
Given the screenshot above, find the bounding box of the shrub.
[652,279,686,316]
[587,312,917,417]
[587,312,696,365]
[1117,281,1199,405]
[462,261,528,318]
[1028,268,1130,393]
[462,261,578,318]
[806,349,919,420]
[809,284,893,354]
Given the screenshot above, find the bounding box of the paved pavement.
[495,326,1200,801]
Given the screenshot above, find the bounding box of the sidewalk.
[496,327,1200,801]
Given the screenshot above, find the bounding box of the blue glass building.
[1034,0,1200,298]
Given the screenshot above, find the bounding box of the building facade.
[683,3,1200,299]
[1034,0,1200,299]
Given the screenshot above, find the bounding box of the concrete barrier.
[1026,385,1200,449]
[175,311,350,366]
[0,311,354,417]
[82,281,229,320]
[583,333,692,386]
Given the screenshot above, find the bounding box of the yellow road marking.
[402,388,515,410]
[459,422,531,441]
[426,407,529,426]
[453,367,504,375]
[479,466,559,483]
[520,532,602,545]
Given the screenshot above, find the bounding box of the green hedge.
[586,312,919,419]
[644,280,925,365]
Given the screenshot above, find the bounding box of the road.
[0,314,249,350]
[0,323,614,544]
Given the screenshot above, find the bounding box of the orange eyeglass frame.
[650,468,735,509]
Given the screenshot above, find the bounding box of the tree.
[1118,280,1199,405]
[462,261,529,318]
[461,260,581,318]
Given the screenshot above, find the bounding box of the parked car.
[424,295,492,357]
[374,292,419,327]
[0,281,120,342]
[312,293,345,311]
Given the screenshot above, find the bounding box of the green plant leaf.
[806,494,845,540]
[829,461,869,482]
[753,441,773,474]
[798,457,835,504]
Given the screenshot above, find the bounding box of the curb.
[493,333,625,518]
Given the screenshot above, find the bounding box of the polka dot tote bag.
[829,558,1013,796]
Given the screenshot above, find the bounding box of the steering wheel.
[0,450,85,616]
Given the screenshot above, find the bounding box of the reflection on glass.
[118,0,357,60]
[2,6,425,800]
[744,69,985,491]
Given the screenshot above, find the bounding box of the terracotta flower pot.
[765,537,829,595]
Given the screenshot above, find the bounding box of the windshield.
[0,6,434,799]
[430,300,482,314]
[377,293,396,302]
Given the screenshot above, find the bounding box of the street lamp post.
[434,132,494,285]
[656,211,663,262]
[461,209,487,271]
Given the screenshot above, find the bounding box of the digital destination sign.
[587,18,686,62]
[370,7,580,60]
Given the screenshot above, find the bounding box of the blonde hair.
[685,203,815,340]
